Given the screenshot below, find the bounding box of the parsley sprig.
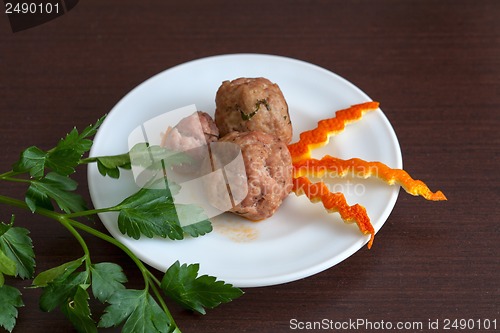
[0,116,243,333]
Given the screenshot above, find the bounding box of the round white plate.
[88,54,402,288]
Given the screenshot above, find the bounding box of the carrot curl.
[292,176,375,249]
[288,101,380,163]
[293,156,447,201]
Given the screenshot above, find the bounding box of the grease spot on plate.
[212,216,259,242]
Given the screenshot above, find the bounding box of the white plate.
[88,54,402,288]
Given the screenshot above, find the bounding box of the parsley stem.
[0,194,92,272]
[66,219,153,290]
[149,279,178,329]
[0,171,29,183]
[0,194,29,210]
[79,157,98,164]
[0,194,150,287]
[63,207,116,218]
[143,269,179,326]
[0,194,142,281]
[79,153,128,165]
[147,270,162,286]
[67,220,145,271]
[0,170,20,179]
[0,177,31,184]
[58,217,92,272]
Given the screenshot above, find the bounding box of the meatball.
[161,111,219,172]
[215,77,292,144]
[218,131,293,221]
[161,111,219,150]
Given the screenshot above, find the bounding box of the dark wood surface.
[1,1,499,332]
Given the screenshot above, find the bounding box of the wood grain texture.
[0,1,498,332]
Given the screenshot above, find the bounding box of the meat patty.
[215,77,292,144]
[161,111,219,172]
[218,131,293,221]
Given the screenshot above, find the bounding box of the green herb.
[0,285,23,333]
[25,172,86,213]
[13,117,104,179]
[161,261,244,315]
[0,116,243,332]
[0,222,35,280]
[90,263,127,303]
[99,289,171,332]
[115,187,186,240]
[239,98,270,120]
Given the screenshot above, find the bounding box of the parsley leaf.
[115,187,185,240]
[56,117,102,156]
[0,218,14,237]
[0,285,24,333]
[13,144,81,178]
[90,263,127,303]
[13,116,105,178]
[0,249,17,277]
[95,154,131,179]
[88,143,190,180]
[77,116,106,145]
[181,219,213,238]
[25,172,87,213]
[61,285,97,333]
[39,271,88,312]
[176,204,212,237]
[34,257,87,313]
[161,261,244,315]
[115,184,212,240]
[32,256,85,288]
[12,146,47,179]
[128,143,193,170]
[0,226,35,279]
[98,289,172,333]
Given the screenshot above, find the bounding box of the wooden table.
[1,1,498,332]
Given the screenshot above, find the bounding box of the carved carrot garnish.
[287,101,446,249]
[292,176,375,249]
[293,156,447,201]
[288,101,380,163]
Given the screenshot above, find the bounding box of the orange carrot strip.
[293,156,447,201]
[288,101,380,163]
[292,176,375,248]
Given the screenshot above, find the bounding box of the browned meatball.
[161,111,219,149]
[218,131,293,221]
[161,111,219,172]
[215,78,292,144]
